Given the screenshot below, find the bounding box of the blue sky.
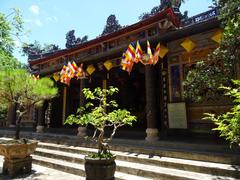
[0,0,213,63]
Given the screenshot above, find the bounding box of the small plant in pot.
[65,86,136,180]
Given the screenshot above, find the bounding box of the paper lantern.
[53,72,60,82]
[211,30,223,44]
[181,38,196,52]
[159,45,169,58]
[104,60,113,71]
[86,64,95,75]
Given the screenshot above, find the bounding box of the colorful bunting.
[76,63,86,79]
[152,43,160,65]
[71,61,78,74]
[135,41,143,63]
[147,41,153,64]
[125,42,135,62]
[67,62,75,78]
[121,53,134,74]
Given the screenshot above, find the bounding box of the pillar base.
[77,126,87,137]
[36,125,44,133]
[145,128,159,142]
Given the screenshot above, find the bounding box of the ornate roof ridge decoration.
[29,8,179,66]
[182,7,219,27]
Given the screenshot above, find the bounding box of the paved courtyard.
[0,156,84,180]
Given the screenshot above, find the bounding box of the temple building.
[19,6,230,141]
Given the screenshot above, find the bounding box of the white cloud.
[29,5,39,15]
[46,16,58,23]
[35,19,42,26]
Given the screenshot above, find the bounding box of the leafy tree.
[101,15,122,36]
[139,0,186,21]
[22,41,60,60]
[0,9,25,69]
[0,9,26,121]
[184,0,240,145]
[65,87,136,157]
[184,0,240,102]
[0,69,58,139]
[65,30,88,48]
[0,8,24,55]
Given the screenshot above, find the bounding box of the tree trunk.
[98,130,104,154]
[15,115,22,140]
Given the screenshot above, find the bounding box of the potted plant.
[65,86,136,180]
[0,69,58,177]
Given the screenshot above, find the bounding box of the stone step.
[36,139,240,165]
[32,155,151,180]
[32,153,235,180]
[1,136,239,164]
[34,147,238,179]
[36,142,240,179]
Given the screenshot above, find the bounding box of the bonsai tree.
[65,86,136,157]
[0,69,58,139]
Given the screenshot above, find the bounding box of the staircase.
[31,141,240,180]
[0,135,239,180]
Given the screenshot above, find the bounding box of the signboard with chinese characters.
[168,102,187,129]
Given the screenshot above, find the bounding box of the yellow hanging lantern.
[181,38,196,52]
[159,45,169,59]
[211,30,223,44]
[86,64,95,75]
[104,60,113,71]
[53,72,60,82]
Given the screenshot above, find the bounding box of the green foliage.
[101,15,122,36]
[0,69,58,115]
[203,80,240,146]
[184,0,240,102]
[88,152,114,159]
[22,40,60,59]
[0,104,7,120]
[183,0,240,146]
[0,50,25,70]
[65,86,136,156]
[0,8,24,55]
[0,9,25,120]
[0,9,25,71]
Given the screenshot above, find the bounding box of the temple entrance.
[108,64,146,131]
